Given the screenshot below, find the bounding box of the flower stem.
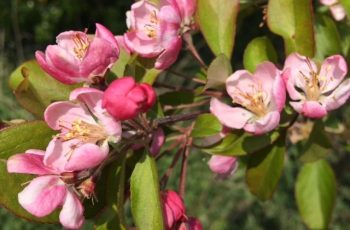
[183,32,208,70]
[154,110,207,127]
[179,138,192,198]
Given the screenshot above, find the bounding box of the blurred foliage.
[2,0,350,229]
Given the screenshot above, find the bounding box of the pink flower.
[208,155,238,178]
[115,35,132,54]
[36,23,119,84]
[7,149,87,229]
[178,217,203,230]
[210,62,286,135]
[150,128,165,156]
[102,77,156,120]
[44,87,122,172]
[124,0,196,69]
[283,53,350,119]
[320,0,346,21]
[161,190,186,229]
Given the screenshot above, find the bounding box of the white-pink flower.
[7,149,85,229]
[36,23,119,84]
[44,87,122,172]
[208,155,238,178]
[210,62,286,135]
[283,53,350,119]
[320,0,346,21]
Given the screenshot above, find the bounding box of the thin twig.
[179,138,192,198]
[154,110,207,127]
[160,147,185,188]
[183,32,208,70]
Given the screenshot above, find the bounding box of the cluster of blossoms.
[7,0,202,229]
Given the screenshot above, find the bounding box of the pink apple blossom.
[208,155,238,178]
[283,53,350,119]
[320,0,346,21]
[102,77,156,121]
[124,0,196,69]
[161,190,186,229]
[210,62,286,135]
[7,149,89,229]
[44,87,122,172]
[36,23,119,84]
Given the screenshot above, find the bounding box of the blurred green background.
[2,0,350,229]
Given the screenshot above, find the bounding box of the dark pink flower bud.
[150,128,165,156]
[102,77,156,120]
[178,217,203,230]
[161,190,186,229]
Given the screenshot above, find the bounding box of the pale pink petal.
[69,87,104,113]
[64,143,109,172]
[244,111,280,135]
[301,101,327,119]
[322,79,350,111]
[95,23,119,53]
[59,191,84,230]
[159,5,181,24]
[18,176,66,217]
[115,35,132,54]
[155,37,182,70]
[330,4,346,21]
[44,101,94,131]
[208,155,238,177]
[210,98,253,129]
[282,68,304,101]
[7,152,53,175]
[253,62,280,95]
[290,101,304,114]
[124,31,162,57]
[272,71,286,112]
[319,55,348,93]
[56,31,88,57]
[45,45,80,77]
[320,0,338,5]
[226,70,256,103]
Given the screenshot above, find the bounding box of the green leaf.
[109,48,132,80]
[299,121,332,163]
[246,134,286,201]
[201,130,280,156]
[339,0,350,17]
[205,54,232,90]
[0,121,59,223]
[196,0,239,58]
[94,156,127,230]
[130,152,164,230]
[9,60,80,118]
[267,0,315,57]
[315,14,342,60]
[243,36,278,72]
[191,113,222,138]
[295,160,336,229]
[159,91,195,106]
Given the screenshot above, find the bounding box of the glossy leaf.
[267,0,315,57]
[246,135,285,201]
[296,160,336,229]
[196,0,239,58]
[130,152,164,230]
[191,113,222,138]
[201,130,280,156]
[205,54,232,90]
[299,121,332,163]
[0,121,59,223]
[243,36,278,72]
[9,60,79,118]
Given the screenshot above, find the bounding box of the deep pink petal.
[18,176,66,217]
[95,23,119,54]
[210,98,253,129]
[301,101,327,119]
[322,79,350,111]
[208,155,238,177]
[244,111,280,135]
[59,191,84,230]
[7,151,53,175]
[155,37,182,70]
[64,143,109,172]
[319,55,348,93]
[139,83,157,111]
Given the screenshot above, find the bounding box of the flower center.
[144,10,159,38]
[72,32,89,60]
[58,119,107,144]
[233,84,268,117]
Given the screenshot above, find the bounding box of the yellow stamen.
[73,32,89,60]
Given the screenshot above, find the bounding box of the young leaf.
[130,152,164,230]
[0,121,59,223]
[246,134,286,201]
[339,0,350,17]
[243,36,278,72]
[196,0,239,58]
[191,113,222,138]
[205,54,232,90]
[295,160,336,229]
[267,0,315,57]
[298,121,332,163]
[9,60,80,118]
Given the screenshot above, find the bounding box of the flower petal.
[319,55,348,93]
[18,176,66,217]
[330,4,346,21]
[272,70,286,112]
[254,61,280,95]
[244,111,280,135]
[7,151,53,175]
[208,155,238,177]
[301,101,327,119]
[59,191,84,230]
[322,78,350,111]
[155,37,182,70]
[210,98,253,129]
[124,31,162,57]
[282,68,304,101]
[95,23,119,54]
[226,70,256,103]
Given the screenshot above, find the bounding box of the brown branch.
[154,110,207,127]
[183,32,207,70]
